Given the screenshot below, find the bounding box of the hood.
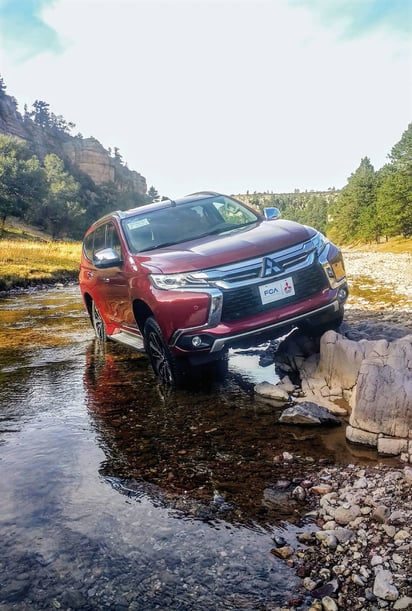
[138,219,316,274]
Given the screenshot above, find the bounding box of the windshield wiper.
[140,241,180,252]
[196,220,258,240]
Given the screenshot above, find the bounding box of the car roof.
[89,191,225,228]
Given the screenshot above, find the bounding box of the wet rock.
[389,510,405,525]
[270,545,294,559]
[320,595,338,610]
[297,532,316,545]
[393,529,410,542]
[372,504,391,523]
[404,466,412,484]
[254,381,289,404]
[373,569,399,601]
[378,437,409,456]
[302,577,318,591]
[291,485,306,501]
[394,596,412,609]
[382,524,396,537]
[315,531,338,549]
[278,324,412,458]
[292,461,412,610]
[310,484,333,495]
[346,425,379,447]
[272,534,287,547]
[278,402,341,426]
[371,555,383,567]
[349,335,412,445]
[278,375,297,393]
[334,504,361,525]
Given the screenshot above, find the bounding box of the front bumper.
[169,284,348,361]
[161,239,348,358]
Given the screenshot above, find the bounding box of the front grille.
[221,263,327,322]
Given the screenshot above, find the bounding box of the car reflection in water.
[83,338,349,527]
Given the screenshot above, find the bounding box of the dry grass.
[0,239,82,291]
[343,236,412,255]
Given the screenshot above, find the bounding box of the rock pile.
[254,325,412,462]
[271,461,412,610]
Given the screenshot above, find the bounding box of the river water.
[0,286,383,610]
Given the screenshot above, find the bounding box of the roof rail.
[185,190,221,198]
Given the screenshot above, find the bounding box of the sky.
[0,0,411,198]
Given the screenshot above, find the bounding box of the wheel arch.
[83,292,93,321]
[133,299,154,335]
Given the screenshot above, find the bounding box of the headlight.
[311,232,329,255]
[150,272,210,290]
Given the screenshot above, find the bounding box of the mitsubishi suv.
[79,191,348,384]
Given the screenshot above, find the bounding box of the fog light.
[192,336,202,348]
[337,287,348,303]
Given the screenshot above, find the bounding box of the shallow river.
[0,286,384,610]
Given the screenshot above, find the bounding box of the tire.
[144,317,185,386]
[91,300,107,342]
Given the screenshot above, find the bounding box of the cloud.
[0,0,64,60]
[291,0,412,39]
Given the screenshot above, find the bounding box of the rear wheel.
[144,317,185,386]
[91,300,107,342]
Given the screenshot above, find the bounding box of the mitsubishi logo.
[261,256,284,277]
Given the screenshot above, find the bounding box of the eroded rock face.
[63,138,146,192]
[350,335,412,439]
[0,92,147,195]
[271,325,412,460]
[320,332,412,458]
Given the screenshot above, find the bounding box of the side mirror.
[94,248,122,268]
[263,207,281,221]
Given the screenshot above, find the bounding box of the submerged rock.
[279,402,341,426]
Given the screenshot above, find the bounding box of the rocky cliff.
[0,92,147,195]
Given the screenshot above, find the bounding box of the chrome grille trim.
[200,240,317,289]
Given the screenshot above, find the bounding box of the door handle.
[87,271,94,279]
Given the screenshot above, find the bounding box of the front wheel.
[143,317,186,386]
[91,300,107,342]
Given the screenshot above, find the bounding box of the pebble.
[273,462,412,610]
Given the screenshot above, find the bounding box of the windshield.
[122,195,260,253]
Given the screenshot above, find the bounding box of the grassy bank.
[0,239,82,291]
[342,235,412,255]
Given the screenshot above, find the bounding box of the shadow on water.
[83,335,388,529]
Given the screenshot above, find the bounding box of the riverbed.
[0,255,410,609]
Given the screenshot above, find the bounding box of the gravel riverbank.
[342,249,412,330]
[272,461,412,610]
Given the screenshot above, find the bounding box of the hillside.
[0,87,146,196]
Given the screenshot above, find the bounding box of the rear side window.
[83,223,123,262]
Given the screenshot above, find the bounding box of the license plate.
[259,276,295,305]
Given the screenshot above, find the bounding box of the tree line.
[241,122,412,243]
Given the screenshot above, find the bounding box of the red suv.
[79,191,348,384]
